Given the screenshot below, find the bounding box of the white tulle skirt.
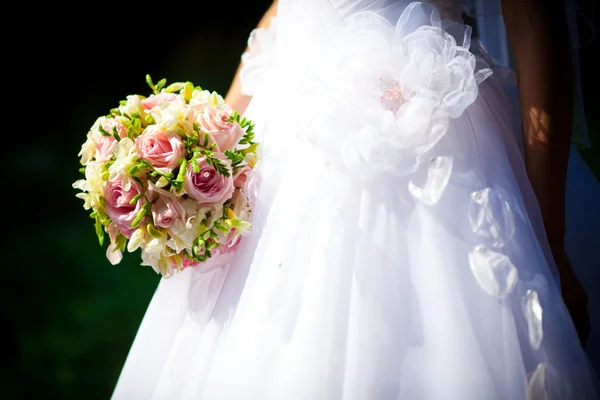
[112,1,599,399]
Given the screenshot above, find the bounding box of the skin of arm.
[224,0,278,115]
[502,0,590,345]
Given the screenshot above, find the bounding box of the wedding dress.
[111,1,600,399]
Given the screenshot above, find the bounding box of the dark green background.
[5,3,598,399]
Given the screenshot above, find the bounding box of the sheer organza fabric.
[112,1,599,399]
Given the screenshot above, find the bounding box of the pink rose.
[141,92,177,110]
[151,192,185,229]
[135,125,185,171]
[95,135,118,163]
[184,156,234,205]
[238,163,260,208]
[104,179,147,238]
[95,119,127,162]
[199,106,245,152]
[103,118,128,139]
[230,187,247,214]
[233,166,251,188]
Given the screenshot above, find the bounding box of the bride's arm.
[502,0,589,344]
[224,0,278,114]
[502,0,573,249]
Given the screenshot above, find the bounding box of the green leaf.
[131,208,147,228]
[191,158,200,173]
[147,224,163,239]
[165,82,185,93]
[238,125,255,145]
[128,164,141,175]
[116,233,128,252]
[240,142,259,155]
[156,78,167,92]
[146,74,155,90]
[207,156,230,177]
[94,214,104,246]
[176,160,187,182]
[129,193,143,205]
[224,150,244,166]
[192,236,206,259]
[98,125,111,137]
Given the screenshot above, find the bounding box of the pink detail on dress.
[380,79,404,113]
[382,81,403,101]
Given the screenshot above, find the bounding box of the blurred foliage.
[4,3,598,399]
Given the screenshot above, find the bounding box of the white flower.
[127,227,148,253]
[206,203,224,229]
[141,248,172,277]
[106,242,123,265]
[144,235,167,256]
[108,138,139,189]
[140,234,173,276]
[148,95,192,130]
[78,134,96,166]
[72,161,106,211]
[166,205,212,253]
[118,94,144,118]
[188,89,212,112]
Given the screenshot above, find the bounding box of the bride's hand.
[553,245,591,347]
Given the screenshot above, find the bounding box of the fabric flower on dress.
[339,4,492,179]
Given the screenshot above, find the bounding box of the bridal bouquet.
[73,75,259,277]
